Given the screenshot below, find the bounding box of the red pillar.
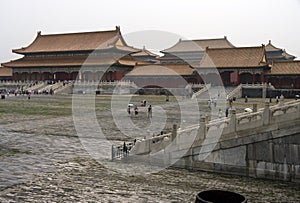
[260,72,265,84]
[295,78,300,89]
[237,72,241,85]
[278,77,282,88]
[12,73,16,81]
[201,74,206,84]
[196,72,201,84]
[292,78,296,89]
[252,73,255,84]
[21,73,26,81]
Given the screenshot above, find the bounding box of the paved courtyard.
[0,95,299,202]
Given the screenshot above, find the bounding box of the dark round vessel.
[195,190,247,203]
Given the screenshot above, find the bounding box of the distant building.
[265,40,296,63]
[0,67,12,81]
[2,29,299,89]
[130,46,159,63]
[265,60,300,89]
[2,26,144,81]
[124,64,197,88]
[159,36,235,66]
[198,46,269,85]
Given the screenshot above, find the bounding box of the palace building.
[155,37,299,88]
[2,28,299,89]
[124,64,197,88]
[265,60,300,89]
[130,46,159,63]
[197,46,269,86]
[156,38,269,86]
[159,36,235,66]
[265,40,296,63]
[2,26,144,82]
[0,67,12,81]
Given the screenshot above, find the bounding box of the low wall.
[128,100,300,182]
[267,89,300,98]
[179,126,300,182]
[242,87,263,98]
[242,86,300,99]
[133,88,193,96]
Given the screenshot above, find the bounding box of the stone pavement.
[0,95,299,202]
[1,156,299,202]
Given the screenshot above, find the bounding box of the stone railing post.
[262,85,267,98]
[230,109,236,132]
[197,116,207,140]
[297,102,300,119]
[205,114,210,123]
[111,145,115,161]
[171,124,177,144]
[253,104,258,112]
[263,102,270,125]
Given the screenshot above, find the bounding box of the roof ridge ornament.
[37,31,41,36]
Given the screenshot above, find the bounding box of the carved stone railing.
[25,81,46,92]
[129,133,172,155]
[227,84,242,99]
[75,80,136,87]
[0,80,37,88]
[241,83,267,87]
[191,83,211,99]
[125,100,300,157]
[54,81,75,94]
[206,118,229,131]
[271,105,297,116]
[237,111,262,124]
[39,81,62,92]
[269,100,300,124]
[188,83,205,89]
[0,80,27,84]
[241,82,275,89]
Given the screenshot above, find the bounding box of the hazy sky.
[1,0,300,62]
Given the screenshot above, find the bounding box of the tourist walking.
[213,98,217,107]
[127,106,131,115]
[218,108,222,118]
[279,94,284,106]
[123,142,128,156]
[27,90,31,100]
[134,105,138,116]
[207,99,211,109]
[148,105,152,118]
[225,107,229,117]
[142,100,146,107]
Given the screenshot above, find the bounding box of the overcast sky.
[1,0,299,62]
